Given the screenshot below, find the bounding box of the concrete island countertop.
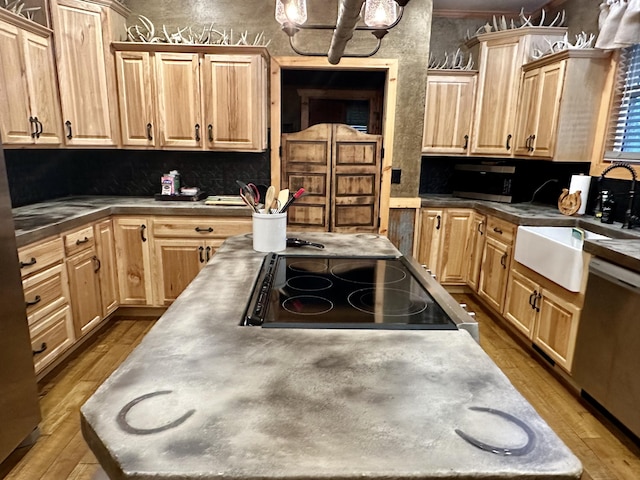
[80,233,582,480]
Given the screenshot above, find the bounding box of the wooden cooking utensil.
[277,188,289,212]
[264,186,276,213]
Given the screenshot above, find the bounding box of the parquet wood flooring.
[1,298,639,479]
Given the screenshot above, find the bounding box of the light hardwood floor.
[1,297,639,480]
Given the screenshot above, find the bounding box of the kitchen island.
[80,232,582,480]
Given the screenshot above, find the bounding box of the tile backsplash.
[5,149,270,207]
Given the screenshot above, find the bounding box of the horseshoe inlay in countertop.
[117,390,195,435]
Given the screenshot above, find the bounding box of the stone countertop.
[12,196,252,247]
[80,233,582,480]
[421,195,640,273]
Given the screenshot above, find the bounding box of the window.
[605,44,640,161]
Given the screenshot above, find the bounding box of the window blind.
[605,44,640,162]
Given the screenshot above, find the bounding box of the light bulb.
[363,0,398,28]
[275,0,307,26]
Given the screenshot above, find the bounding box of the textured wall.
[429,16,483,64]
[548,0,600,39]
[124,0,432,198]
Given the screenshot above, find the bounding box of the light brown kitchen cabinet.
[421,71,476,154]
[50,0,128,146]
[113,216,153,305]
[465,211,486,292]
[202,53,268,151]
[477,216,516,313]
[438,209,472,284]
[94,218,119,317]
[115,50,157,147]
[504,262,582,371]
[18,236,75,375]
[0,11,62,145]
[514,49,611,161]
[66,245,102,337]
[465,27,566,156]
[417,209,443,277]
[151,216,252,305]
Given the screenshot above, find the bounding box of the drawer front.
[152,216,252,238]
[63,225,95,256]
[486,216,516,244]
[30,305,75,375]
[18,236,64,278]
[23,263,69,327]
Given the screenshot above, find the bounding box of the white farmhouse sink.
[514,226,608,292]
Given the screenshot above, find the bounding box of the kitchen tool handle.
[29,116,37,138]
[147,123,153,141]
[195,123,200,142]
[198,246,204,263]
[20,257,37,268]
[195,227,213,233]
[93,255,101,273]
[436,215,441,230]
[463,134,469,150]
[500,252,508,268]
[65,120,73,139]
[32,342,47,356]
[525,135,531,150]
[506,134,512,151]
[25,295,41,307]
[76,236,89,245]
[140,224,147,242]
[206,246,212,261]
[493,227,503,234]
[208,124,213,142]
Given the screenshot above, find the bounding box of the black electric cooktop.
[242,254,458,330]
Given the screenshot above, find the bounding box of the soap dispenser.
[600,190,615,224]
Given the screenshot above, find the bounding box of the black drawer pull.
[93,255,101,273]
[208,124,213,142]
[75,236,89,245]
[198,246,205,263]
[534,292,542,312]
[26,295,41,307]
[529,134,536,152]
[205,245,212,261]
[477,221,484,235]
[35,118,43,138]
[493,227,503,234]
[463,134,469,150]
[29,116,37,138]
[32,342,47,356]
[147,122,153,141]
[20,257,37,268]
[500,253,508,269]
[65,120,72,139]
[195,123,201,142]
[528,290,537,309]
[195,227,213,233]
[436,215,441,230]
[506,134,512,151]
[140,224,147,242]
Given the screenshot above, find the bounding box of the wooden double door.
[281,123,382,233]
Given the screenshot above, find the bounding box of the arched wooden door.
[281,123,382,233]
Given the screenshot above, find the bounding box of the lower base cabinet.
[465,212,486,292]
[477,235,512,312]
[66,247,103,337]
[30,305,74,374]
[113,216,153,306]
[504,263,582,372]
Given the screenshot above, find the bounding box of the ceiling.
[432,0,553,15]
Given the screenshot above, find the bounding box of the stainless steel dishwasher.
[572,256,640,439]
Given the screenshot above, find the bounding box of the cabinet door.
[115,50,156,147]
[503,269,538,338]
[534,288,581,371]
[472,37,521,155]
[417,209,443,277]
[439,209,471,284]
[529,61,565,159]
[0,19,32,144]
[202,54,265,151]
[30,305,74,374]
[22,30,62,145]
[54,0,117,146]
[478,236,511,313]
[67,248,102,337]
[465,212,486,291]
[422,73,475,154]
[153,238,207,306]
[113,217,153,305]
[513,69,539,156]
[95,219,118,317]
[155,52,201,149]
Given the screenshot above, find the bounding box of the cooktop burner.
[242,254,458,330]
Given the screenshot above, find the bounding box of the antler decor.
[464,8,567,41]
[530,32,596,60]
[126,15,270,46]
[428,48,474,70]
[1,0,40,21]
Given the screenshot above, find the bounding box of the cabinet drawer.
[18,236,64,278]
[63,225,95,256]
[486,216,516,244]
[22,263,69,327]
[30,305,74,375]
[152,216,252,238]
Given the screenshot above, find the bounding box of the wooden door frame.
[270,56,398,235]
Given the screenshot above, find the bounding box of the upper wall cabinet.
[50,0,128,147]
[513,49,611,162]
[0,9,62,146]
[113,43,269,152]
[465,27,567,156]
[421,70,477,155]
